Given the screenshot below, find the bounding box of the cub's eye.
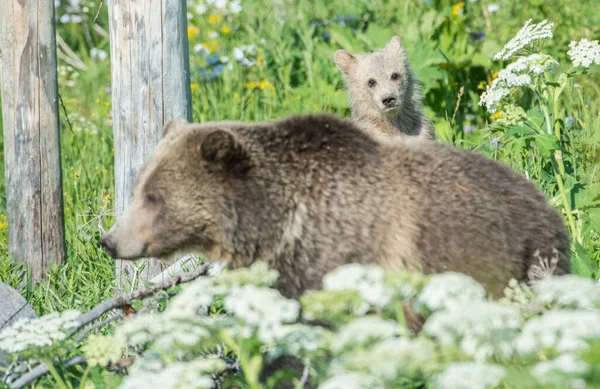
[145,193,159,206]
[368,79,376,87]
[391,72,400,81]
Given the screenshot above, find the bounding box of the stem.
[79,365,92,388]
[540,103,579,244]
[42,359,70,389]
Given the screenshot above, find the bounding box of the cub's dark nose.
[99,235,117,258]
[381,96,397,108]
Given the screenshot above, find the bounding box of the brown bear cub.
[334,36,436,141]
[100,113,570,300]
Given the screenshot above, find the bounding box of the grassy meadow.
[0,0,599,387]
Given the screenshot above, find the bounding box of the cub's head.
[99,119,253,263]
[334,36,415,119]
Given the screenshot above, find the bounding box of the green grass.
[0,0,599,319]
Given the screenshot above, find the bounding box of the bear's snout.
[99,235,117,258]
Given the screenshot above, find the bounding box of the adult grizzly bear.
[100,113,570,299]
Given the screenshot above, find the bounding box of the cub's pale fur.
[334,36,435,141]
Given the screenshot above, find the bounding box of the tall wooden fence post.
[0,1,66,281]
[108,0,193,288]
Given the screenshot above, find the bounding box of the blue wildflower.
[470,31,485,42]
[565,117,574,126]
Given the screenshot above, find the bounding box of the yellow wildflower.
[221,26,231,34]
[187,26,199,38]
[490,112,501,120]
[104,102,110,107]
[207,14,221,24]
[191,83,199,91]
[0,214,7,230]
[452,1,465,16]
[103,194,111,200]
[492,71,499,79]
[205,40,220,53]
[259,80,275,91]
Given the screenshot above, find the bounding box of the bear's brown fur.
[100,113,570,300]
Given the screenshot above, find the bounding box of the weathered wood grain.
[0,1,66,281]
[108,0,192,288]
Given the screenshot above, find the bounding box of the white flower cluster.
[415,272,486,313]
[119,359,225,389]
[233,44,260,67]
[331,316,403,353]
[339,337,436,380]
[479,54,555,113]
[430,362,506,389]
[535,274,600,309]
[224,285,300,343]
[532,354,589,384]
[0,310,80,354]
[567,38,600,68]
[319,372,385,389]
[494,19,554,61]
[423,301,521,361]
[515,310,600,355]
[82,334,123,367]
[194,0,242,15]
[323,263,393,309]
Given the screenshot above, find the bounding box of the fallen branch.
[68,263,210,336]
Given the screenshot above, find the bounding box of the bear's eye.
[391,72,400,81]
[145,193,159,206]
[368,79,376,87]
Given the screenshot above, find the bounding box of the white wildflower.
[478,54,555,113]
[343,338,436,379]
[423,301,521,362]
[83,334,123,367]
[0,310,80,354]
[567,38,600,68]
[119,359,224,389]
[319,372,385,389]
[430,362,506,389]
[208,31,219,39]
[214,0,227,10]
[195,44,210,56]
[535,274,600,309]
[532,354,589,383]
[233,47,245,61]
[224,285,299,343]
[268,324,331,362]
[479,85,509,113]
[229,0,242,13]
[487,4,499,13]
[331,316,404,353]
[323,264,393,308]
[494,19,554,61]
[415,272,486,313]
[195,4,207,14]
[515,310,600,355]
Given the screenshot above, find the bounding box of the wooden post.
[0,1,66,281]
[108,0,193,287]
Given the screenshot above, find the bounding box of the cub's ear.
[200,129,252,174]
[333,50,357,76]
[384,35,403,53]
[163,119,188,138]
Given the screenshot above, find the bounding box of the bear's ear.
[384,35,403,54]
[334,50,356,76]
[163,119,188,138]
[200,129,252,174]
